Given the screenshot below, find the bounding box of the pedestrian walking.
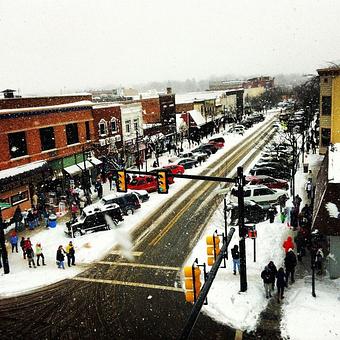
[95,179,103,199]
[24,237,32,253]
[20,237,26,259]
[71,202,78,219]
[315,248,324,275]
[267,205,277,223]
[10,231,19,253]
[293,194,302,212]
[13,205,23,232]
[56,245,66,269]
[65,241,76,267]
[231,245,240,275]
[26,246,36,268]
[276,267,286,303]
[305,180,313,200]
[283,236,294,253]
[268,261,278,291]
[261,266,273,298]
[284,248,297,284]
[311,139,316,154]
[294,232,306,262]
[35,243,46,266]
[26,209,35,230]
[108,173,113,191]
[278,195,287,214]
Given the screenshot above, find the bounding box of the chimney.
[166,87,172,94]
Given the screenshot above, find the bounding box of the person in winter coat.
[268,261,278,291]
[284,249,297,284]
[267,205,277,223]
[56,245,65,269]
[35,243,46,266]
[231,245,240,275]
[20,237,26,259]
[261,266,273,298]
[305,181,313,200]
[65,241,75,267]
[13,206,23,232]
[10,231,18,253]
[294,232,306,262]
[26,210,35,230]
[26,246,36,268]
[315,248,324,275]
[24,237,32,253]
[293,194,302,212]
[276,267,286,303]
[95,180,103,199]
[283,236,294,254]
[71,202,78,219]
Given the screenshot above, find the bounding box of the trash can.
[48,214,57,228]
[303,163,309,173]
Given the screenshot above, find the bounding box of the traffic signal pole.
[180,227,236,340]
[237,166,247,292]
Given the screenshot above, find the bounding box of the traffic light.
[183,266,201,303]
[116,170,127,192]
[206,234,220,266]
[157,170,168,194]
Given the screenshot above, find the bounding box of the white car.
[230,184,288,205]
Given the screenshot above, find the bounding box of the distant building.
[317,67,340,154]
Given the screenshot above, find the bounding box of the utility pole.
[237,166,247,292]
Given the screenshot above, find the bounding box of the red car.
[163,164,185,175]
[128,175,158,193]
[208,140,224,149]
[245,175,289,190]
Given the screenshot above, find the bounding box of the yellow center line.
[97,261,180,271]
[149,180,212,246]
[110,251,144,257]
[72,277,183,292]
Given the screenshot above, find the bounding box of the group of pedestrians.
[56,241,76,269]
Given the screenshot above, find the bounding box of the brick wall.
[92,105,122,140]
[176,103,194,113]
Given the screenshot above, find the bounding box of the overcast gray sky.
[1,0,340,95]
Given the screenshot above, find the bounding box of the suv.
[97,192,141,215]
[230,184,288,205]
[228,200,268,225]
[65,204,124,237]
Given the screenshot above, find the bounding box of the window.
[324,78,328,83]
[85,121,91,141]
[98,119,108,136]
[133,118,139,131]
[110,118,117,133]
[244,190,251,197]
[321,96,331,115]
[11,191,29,205]
[321,128,331,147]
[65,123,79,145]
[40,127,56,151]
[125,120,131,133]
[8,131,27,158]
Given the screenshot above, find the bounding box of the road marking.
[149,180,211,246]
[235,329,243,340]
[72,277,183,292]
[97,261,180,271]
[110,251,143,257]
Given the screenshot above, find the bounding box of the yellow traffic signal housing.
[183,266,201,303]
[157,170,168,194]
[206,234,220,266]
[116,170,127,192]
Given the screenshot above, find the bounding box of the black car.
[199,143,218,154]
[228,200,268,225]
[249,166,291,180]
[65,204,124,237]
[98,193,141,215]
[192,146,212,157]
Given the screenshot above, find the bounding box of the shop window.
[85,121,91,141]
[0,197,10,209]
[125,120,131,133]
[321,128,331,147]
[11,191,29,206]
[110,118,118,133]
[40,127,56,151]
[8,131,27,158]
[98,119,108,136]
[321,96,331,115]
[66,123,79,145]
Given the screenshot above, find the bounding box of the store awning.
[63,157,102,176]
[0,160,47,180]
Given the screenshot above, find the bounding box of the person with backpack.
[10,231,18,253]
[231,245,240,275]
[261,266,273,298]
[276,267,286,303]
[284,248,297,284]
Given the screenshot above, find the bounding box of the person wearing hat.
[284,248,297,285]
[261,265,273,298]
[65,241,75,267]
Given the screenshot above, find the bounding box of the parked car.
[208,140,224,149]
[254,161,287,170]
[249,166,291,180]
[127,175,159,193]
[228,124,245,135]
[163,164,185,175]
[230,184,288,205]
[209,136,225,144]
[170,157,198,169]
[228,200,269,225]
[65,204,124,237]
[97,192,141,215]
[192,146,212,157]
[245,175,289,191]
[128,189,149,202]
[149,168,175,184]
[198,143,218,154]
[178,151,208,163]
